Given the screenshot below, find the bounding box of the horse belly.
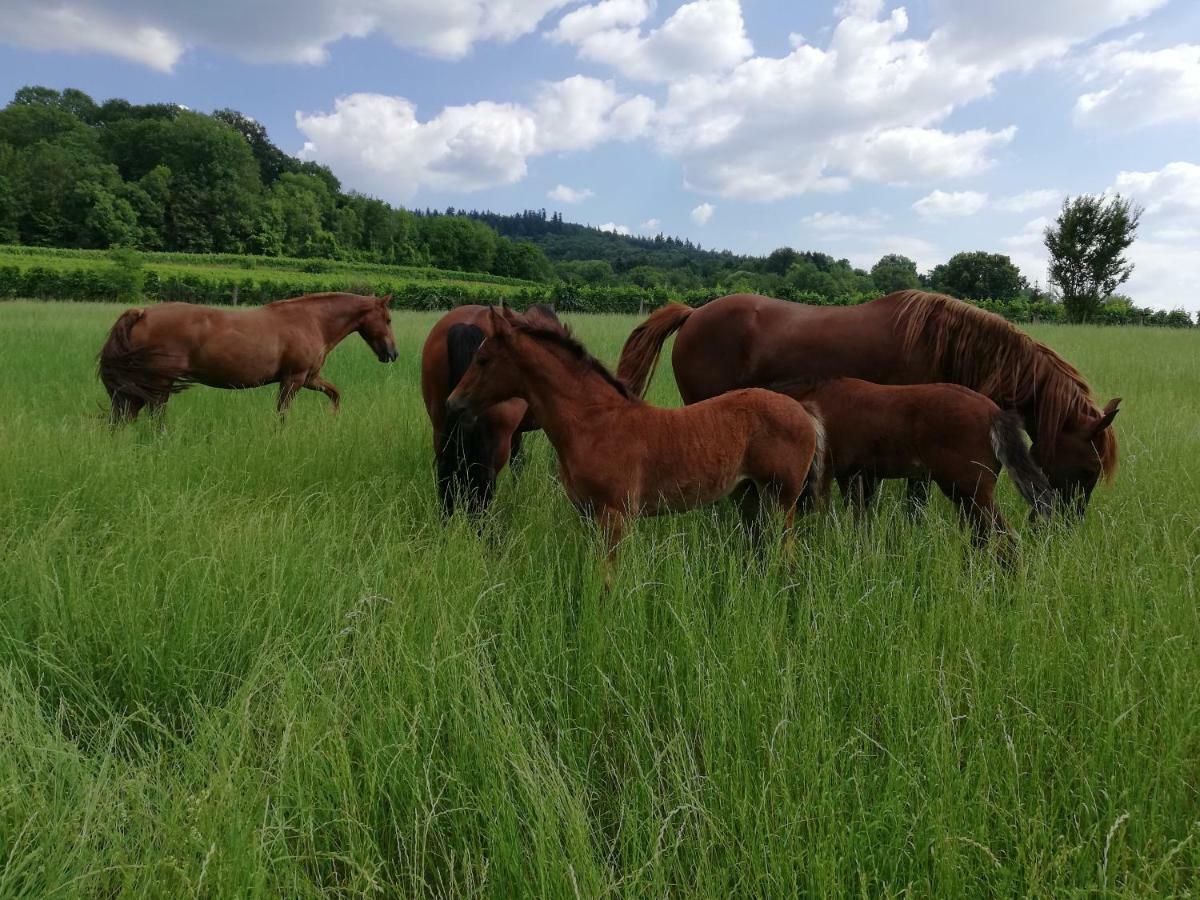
[187,331,285,388]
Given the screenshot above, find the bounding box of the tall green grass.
[0,300,1197,896]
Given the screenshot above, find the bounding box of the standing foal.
[446,308,821,568]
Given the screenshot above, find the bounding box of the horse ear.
[489,305,510,334]
[1092,397,1121,437]
[380,294,393,307]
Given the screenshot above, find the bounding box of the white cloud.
[0,4,183,70]
[1107,161,1200,311]
[550,0,753,83]
[644,0,1162,200]
[638,217,661,231]
[841,235,943,273]
[548,184,594,203]
[995,189,1061,213]
[0,0,573,68]
[598,222,632,235]
[843,127,1016,185]
[802,210,889,231]
[912,189,989,219]
[1121,241,1200,312]
[691,202,715,225]
[927,0,1167,71]
[295,77,653,200]
[1075,41,1200,130]
[1001,216,1051,248]
[1110,161,1200,215]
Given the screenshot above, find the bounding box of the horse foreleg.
[905,477,932,518]
[841,473,880,516]
[732,482,762,545]
[595,505,626,590]
[304,376,341,413]
[507,431,525,470]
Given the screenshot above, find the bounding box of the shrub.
[107,246,144,304]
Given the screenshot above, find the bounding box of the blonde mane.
[892,290,1118,480]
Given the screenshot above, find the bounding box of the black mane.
[514,323,638,401]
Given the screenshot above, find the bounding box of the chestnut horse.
[445,308,820,565]
[774,377,1052,558]
[421,303,564,517]
[618,291,1120,517]
[98,292,398,422]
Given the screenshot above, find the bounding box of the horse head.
[359,295,398,363]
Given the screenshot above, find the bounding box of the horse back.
[672,294,910,402]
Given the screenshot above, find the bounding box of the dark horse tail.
[617,302,694,397]
[438,323,496,518]
[990,411,1052,518]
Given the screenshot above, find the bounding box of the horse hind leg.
[304,375,341,413]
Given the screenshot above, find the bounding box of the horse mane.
[891,290,1118,480]
[513,323,639,402]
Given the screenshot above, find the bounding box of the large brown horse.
[446,308,820,566]
[98,292,398,421]
[619,291,1120,516]
[775,377,1051,558]
[421,303,564,517]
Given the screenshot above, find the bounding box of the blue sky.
[1,0,1198,309]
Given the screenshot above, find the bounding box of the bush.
[107,246,144,304]
[0,245,1192,326]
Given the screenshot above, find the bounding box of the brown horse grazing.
[98,292,398,422]
[618,291,1121,517]
[421,303,565,517]
[445,308,820,565]
[775,377,1052,557]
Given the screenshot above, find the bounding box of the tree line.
[0,85,1187,324]
[0,86,554,281]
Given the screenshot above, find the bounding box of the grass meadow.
[0,299,1198,897]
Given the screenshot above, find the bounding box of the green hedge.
[0,257,1193,326]
[0,245,541,289]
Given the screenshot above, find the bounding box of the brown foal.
[445,309,820,565]
[98,292,398,422]
[775,378,1055,559]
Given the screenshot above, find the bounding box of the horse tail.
[799,402,827,502]
[617,302,694,397]
[438,323,496,517]
[990,411,1052,518]
[96,307,167,403]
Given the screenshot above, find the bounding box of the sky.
[1,0,1198,310]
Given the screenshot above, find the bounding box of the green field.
[1,300,1198,896]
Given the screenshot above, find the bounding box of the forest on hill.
[0,85,1191,325]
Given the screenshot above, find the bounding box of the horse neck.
[511,347,628,455]
[311,295,369,347]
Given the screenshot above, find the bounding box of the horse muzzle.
[445,393,476,423]
[378,345,399,363]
